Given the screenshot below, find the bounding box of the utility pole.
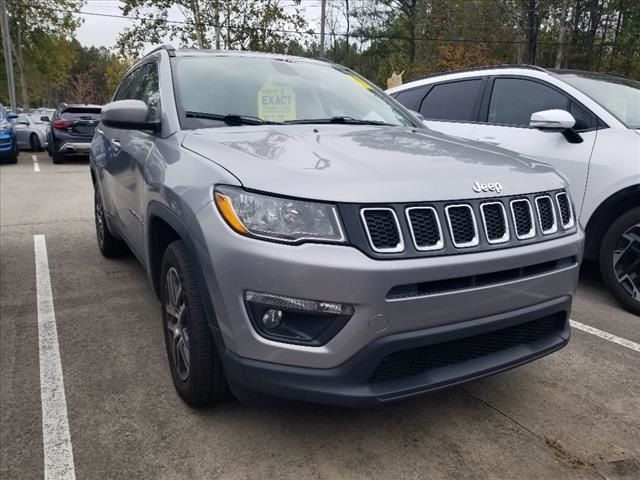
[190,0,204,48]
[320,0,326,55]
[555,0,569,68]
[214,0,221,49]
[0,0,17,111]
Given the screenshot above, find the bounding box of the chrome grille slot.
[510,199,536,240]
[360,208,404,253]
[556,192,574,229]
[445,205,479,248]
[405,207,443,251]
[535,195,558,235]
[480,202,509,244]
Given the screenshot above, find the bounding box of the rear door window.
[419,79,483,122]
[488,78,569,126]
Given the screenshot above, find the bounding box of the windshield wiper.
[284,116,396,126]
[185,111,283,125]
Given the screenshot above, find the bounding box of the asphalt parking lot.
[1,151,639,480]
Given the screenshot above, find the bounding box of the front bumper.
[223,296,570,406]
[193,202,583,404]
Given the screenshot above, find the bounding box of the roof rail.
[315,56,335,64]
[144,44,176,58]
[413,64,548,81]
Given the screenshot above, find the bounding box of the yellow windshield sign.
[348,74,372,90]
[258,85,296,122]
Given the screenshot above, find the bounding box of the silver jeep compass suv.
[90,45,584,407]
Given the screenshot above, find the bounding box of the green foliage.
[1,0,637,108]
[116,0,310,57]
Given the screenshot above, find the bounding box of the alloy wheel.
[165,267,191,381]
[613,222,640,304]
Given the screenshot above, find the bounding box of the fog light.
[245,291,353,315]
[262,309,283,329]
[244,291,354,346]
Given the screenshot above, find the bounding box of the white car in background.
[388,66,640,315]
[13,112,48,151]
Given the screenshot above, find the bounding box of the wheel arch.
[146,202,189,299]
[584,184,640,260]
[146,201,226,351]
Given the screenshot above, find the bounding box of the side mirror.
[530,109,583,144]
[101,100,159,131]
[530,109,575,130]
[408,109,425,121]
[18,120,29,125]
[7,112,17,120]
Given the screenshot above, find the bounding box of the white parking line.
[34,235,76,479]
[33,154,40,172]
[570,319,640,353]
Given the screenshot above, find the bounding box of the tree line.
[1,0,638,109]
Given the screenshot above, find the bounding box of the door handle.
[476,136,501,145]
[111,139,121,147]
[96,128,104,135]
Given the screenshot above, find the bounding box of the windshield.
[173,55,417,128]
[555,73,640,128]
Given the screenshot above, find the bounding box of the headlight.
[214,185,346,244]
[0,122,9,132]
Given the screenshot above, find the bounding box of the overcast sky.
[75,0,324,49]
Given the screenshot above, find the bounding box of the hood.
[182,125,566,203]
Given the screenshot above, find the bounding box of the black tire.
[7,148,18,164]
[29,134,41,151]
[160,240,227,407]
[94,187,127,258]
[52,152,63,164]
[599,207,640,316]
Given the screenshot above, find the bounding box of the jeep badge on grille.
[473,181,503,193]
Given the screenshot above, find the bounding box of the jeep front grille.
[535,196,558,235]
[480,202,509,244]
[360,208,403,253]
[445,205,479,248]
[510,199,536,240]
[349,189,575,259]
[406,207,443,251]
[556,192,574,229]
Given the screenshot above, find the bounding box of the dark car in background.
[0,104,18,164]
[47,104,102,164]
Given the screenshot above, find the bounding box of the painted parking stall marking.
[34,234,76,479]
[570,319,640,353]
[33,154,40,172]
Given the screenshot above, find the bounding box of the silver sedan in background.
[13,113,49,151]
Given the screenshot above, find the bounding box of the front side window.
[173,55,417,129]
[133,62,161,121]
[115,69,140,101]
[555,73,640,129]
[488,78,568,126]
[419,79,483,122]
